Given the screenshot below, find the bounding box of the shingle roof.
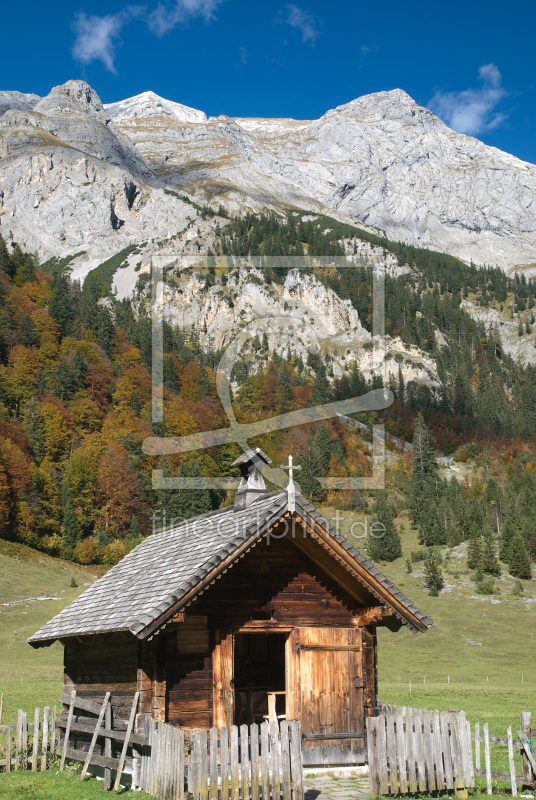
[232,448,272,466]
[28,490,431,647]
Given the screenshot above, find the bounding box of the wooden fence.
[0,705,57,771]
[473,712,535,796]
[367,707,474,796]
[138,719,304,800]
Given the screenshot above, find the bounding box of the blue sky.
[3,0,536,163]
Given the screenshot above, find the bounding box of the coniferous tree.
[467,534,482,571]
[423,550,444,594]
[480,531,500,575]
[311,362,330,405]
[508,532,532,579]
[61,490,80,549]
[22,398,45,464]
[48,274,74,338]
[297,432,324,503]
[367,493,402,562]
[129,514,142,546]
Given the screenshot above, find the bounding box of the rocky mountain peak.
[104,91,207,124]
[33,80,104,117]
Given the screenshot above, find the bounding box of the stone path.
[303,771,370,800]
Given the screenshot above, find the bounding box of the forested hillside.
[0,215,534,586]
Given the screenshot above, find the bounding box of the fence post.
[22,711,28,769]
[6,724,11,772]
[520,712,533,786]
[60,690,76,771]
[507,726,518,798]
[15,709,22,770]
[103,700,112,790]
[288,720,303,800]
[32,707,40,771]
[484,723,492,795]
[50,705,56,756]
[42,707,49,771]
[475,722,480,771]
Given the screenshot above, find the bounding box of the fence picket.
[6,724,11,773]
[507,726,518,798]
[199,728,209,800]
[377,714,389,795]
[281,721,292,800]
[406,711,418,793]
[458,711,472,788]
[396,709,408,793]
[385,713,397,794]
[367,717,379,797]
[270,722,280,800]
[289,720,303,800]
[15,709,22,771]
[22,711,28,769]
[220,726,229,800]
[241,724,250,800]
[260,722,270,800]
[422,711,435,791]
[484,723,492,795]
[42,707,49,771]
[475,722,480,771]
[31,707,39,771]
[413,711,427,792]
[209,728,218,800]
[449,712,463,790]
[250,723,260,800]
[50,705,56,755]
[230,726,239,800]
[432,710,445,791]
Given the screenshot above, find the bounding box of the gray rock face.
[0,90,41,117]
[0,80,196,265]
[2,80,536,273]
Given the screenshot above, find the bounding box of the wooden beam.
[352,607,393,627]
[235,621,294,633]
[59,690,76,772]
[81,692,110,781]
[114,692,139,792]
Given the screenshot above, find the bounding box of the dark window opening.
[233,633,287,726]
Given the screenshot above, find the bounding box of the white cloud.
[72,12,127,75]
[72,0,225,73]
[148,0,224,35]
[281,4,321,45]
[428,63,507,136]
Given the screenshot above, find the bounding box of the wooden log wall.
[62,635,138,761]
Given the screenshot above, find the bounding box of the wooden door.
[286,627,365,766]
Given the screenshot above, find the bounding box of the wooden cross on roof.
[280,454,301,512]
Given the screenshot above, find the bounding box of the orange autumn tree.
[94,442,150,539]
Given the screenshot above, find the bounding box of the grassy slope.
[0,540,98,723]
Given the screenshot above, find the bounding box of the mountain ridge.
[2,80,536,273]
